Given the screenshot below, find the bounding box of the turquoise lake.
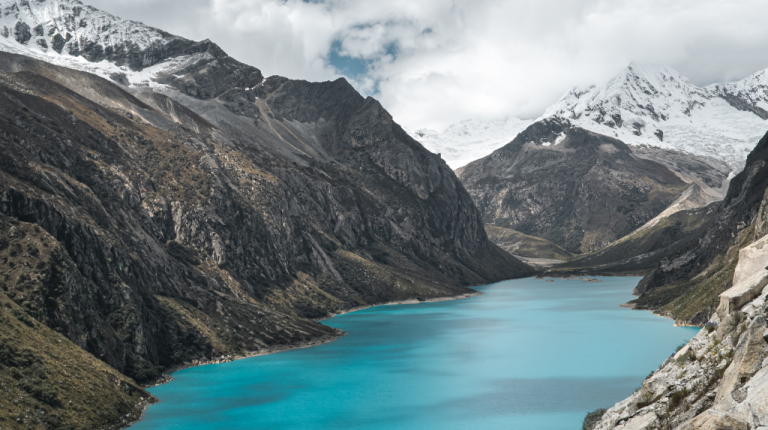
[132,277,699,430]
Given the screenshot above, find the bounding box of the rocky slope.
[589,187,768,429]
[0,1,533,427]
[457,118,692,254]
[0,215,152,429]
[554,193,718,276]
[0,55,532,358]
[484,224,573,264]
[543,63,768,172]
[708,67,768,120]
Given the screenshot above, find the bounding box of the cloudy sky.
[90,0,768,131]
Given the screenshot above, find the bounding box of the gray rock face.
[716,316,768,403]
[630,144,732,198]
[457,118,689,253]
[13,21,30,44]
[591,285,768,430]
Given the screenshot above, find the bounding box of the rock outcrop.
[591,280,768,430]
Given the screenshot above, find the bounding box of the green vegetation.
[582,408,607,430]
[667,387,690,411]
[704,321,717,333]
[636,389,663,409]
[675,349,696,365]
[0,293,149,430]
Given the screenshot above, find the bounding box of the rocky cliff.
[0,12,531,428]
[589,188,768,429]
[457,118,691,254]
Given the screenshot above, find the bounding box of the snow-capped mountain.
[0,0,168,82]
[414,63,768,172]
[409,117,532,169]
[0,0,262,97]
[542,63,768,171]
[707,68,768,120]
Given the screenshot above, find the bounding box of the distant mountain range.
[408,117,532,169]
[421,63,768,171]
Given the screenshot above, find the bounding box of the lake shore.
[125,289,482,429]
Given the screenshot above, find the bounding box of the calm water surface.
[133,277,698,430]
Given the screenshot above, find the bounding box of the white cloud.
[88,0,768,131]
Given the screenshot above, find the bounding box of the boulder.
[715,316,768,403]
[716,235,768,320]
[677,410,750,430]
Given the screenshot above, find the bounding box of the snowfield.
[408,117,532,169]
[542,63,768,171]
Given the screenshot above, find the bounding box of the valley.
[0,0,766,429]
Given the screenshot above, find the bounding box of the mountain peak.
[0,0,169,63]
[0,0,263,98]
[707,67,768,120]
[542,62,767,170]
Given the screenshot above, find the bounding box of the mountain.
[543,63,768,171]
[409,117,532,169]
[0,0,264,100]
[456,117,692,254]
[0,1,533,427]
[410,63,768,174]
[708,67,768,119]
[484,224,573,264]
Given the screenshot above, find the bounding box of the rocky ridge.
[708,68,768,120]
[630,130,768,325]
[0,0,263,99]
